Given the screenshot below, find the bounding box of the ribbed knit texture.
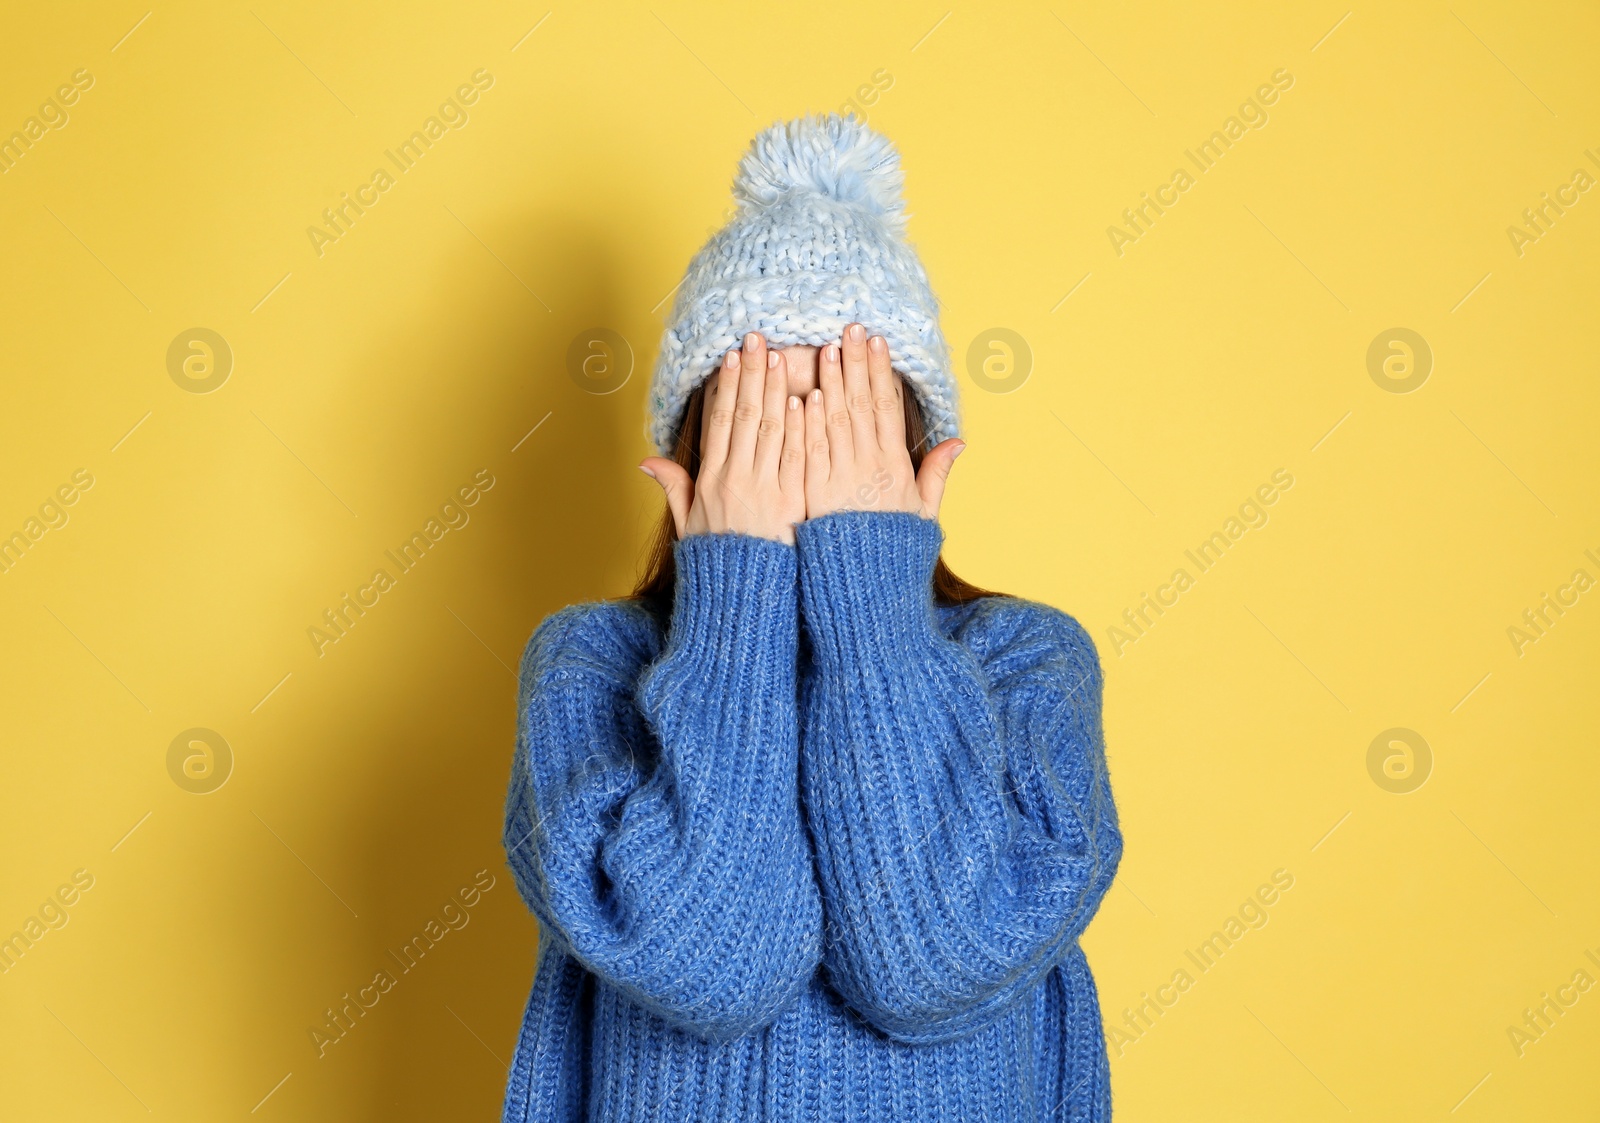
[502,512,1121,1122]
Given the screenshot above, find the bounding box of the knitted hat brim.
[649,274,957,455]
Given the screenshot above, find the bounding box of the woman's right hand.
[641,332,807,545]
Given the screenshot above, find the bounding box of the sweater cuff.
[795,511,942,663]
[661,531,798,683]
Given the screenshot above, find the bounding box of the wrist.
[682,523,795,546]
[666,531,798,666]
[636,531,800,765]
[795,510,942,661]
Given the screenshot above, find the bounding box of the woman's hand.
[805,323,964,522]
[641,332,807,545]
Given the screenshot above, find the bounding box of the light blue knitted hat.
[646,113,957,455]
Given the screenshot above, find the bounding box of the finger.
[755,348,787,475]
[702,350,740,469]
[779,393,805,500]
[840,322,876,450]
[915,438,965,520]
[866,334,904,451]
[818,341,854,471]
[699,369,719,452]
[805,387,830,498]
[728,332,767,468]
[640,457,694,537]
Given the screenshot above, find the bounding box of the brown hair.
[629,379,1006,612]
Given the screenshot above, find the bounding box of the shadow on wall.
[310,211,650,1118]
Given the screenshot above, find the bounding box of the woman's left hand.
[804,323,965,522]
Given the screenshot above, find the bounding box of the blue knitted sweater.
[501,510,1122,1122]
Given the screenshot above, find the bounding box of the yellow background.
[1,1,1596,1119]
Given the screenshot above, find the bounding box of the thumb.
[640,458,693,537]
[915,439,965,520]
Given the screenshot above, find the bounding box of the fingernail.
[745,332,760,349]
[952,441,966,459]
[810,389,822,404]
[788,395,800,411]
[869,335,886,353]
[638,464,657,479]
[768,350,780,368]
[825,344,839,362]
[848,323,865,342]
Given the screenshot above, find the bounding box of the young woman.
[501,115,1122,1122]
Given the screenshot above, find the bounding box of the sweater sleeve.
[795,510,1122,1045]
[502,532,822,1043]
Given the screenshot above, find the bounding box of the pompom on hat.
[646,113,958,455]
